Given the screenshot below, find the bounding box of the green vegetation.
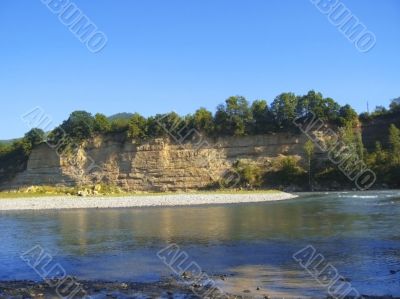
[45,91,356,146]
[1,90,400,190]
[0,129,45,181]
[365,123,400,188]
[304,140,315,191]
[358,98,400,188]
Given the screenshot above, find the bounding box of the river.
[0,191,399,297]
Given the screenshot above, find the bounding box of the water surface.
[1,191,399,297]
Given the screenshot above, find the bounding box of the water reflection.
[39,198,368,255]
[1,191,400,296]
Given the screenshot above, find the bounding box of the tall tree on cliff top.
[389,97,400,112]
[270,92,297,130]
[94,113,111,133]
[214,96,252,136]
[338,104,358,127]
[250,100,274,134]
[61,111,95,141]
[192,108,214,135]
[128,113,148,139]
[24,128,45,148]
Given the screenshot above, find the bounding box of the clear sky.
[1,0,399,139]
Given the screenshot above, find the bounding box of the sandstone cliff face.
[2,133,309,191]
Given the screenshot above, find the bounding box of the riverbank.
[0,191,296,211]
[0,279,397,299]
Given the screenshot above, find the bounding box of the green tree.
[340,122,364,161]
[192,108,214,134]
[235,161,263,188]
[296,91,341,123]
[24,128,45,147]
[250,100,274,134]
[389,97,400,112]
[214,96,252,136]
[389,124,400,165]
[128,113,148,139]
[338,104,358,126]
[303,139,315,190]
[270,93,297,130]
[94,113,111,133]
[110,118,130,133]
[147,112,186,138]
[60,111,95,141]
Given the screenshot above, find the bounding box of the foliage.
[110,118,130,133]
[270,92,297,130]
[339,122,364,161]
[234,160,263,188]
[7,90,399,189]
[128,113,148,139]
[0,128,46,181]
[191,108,214,135]
[214,96,252,136]
[94,113,111,133]
[264,156,306,187]
[360,97,400,121]
[389,124,400,165]
[250,100,274,134]
[147,112,185,138]
[303,139,315,190]
[338,105,358,127]
[44,91,362,144]
[389,97,400,113]
[365,124,400,188]
[297,91,341,123]
[60,111,95,141]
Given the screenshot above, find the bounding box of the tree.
[250,100,274,134]
[94,113,111,133]
[24,128,45,147]
[192,108,214,134]
[340,122,364,161]
[60,111,95,141]
[270,93,297,130]
[304,140,315,190]
[110,118,130,133]
[147,112,187,139]
[214,96,252,136]
[297,90,324,118]
[389,97,400,113]
[338,105,358,127]
[389,124,400,165]
[128,113,148,139]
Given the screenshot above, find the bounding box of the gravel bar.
[0,192,297,211]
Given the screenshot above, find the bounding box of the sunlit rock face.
[2,133,313,191]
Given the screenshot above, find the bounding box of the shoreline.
[0,191,297,211]
[0,278,396,299]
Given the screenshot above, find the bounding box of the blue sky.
[1,0,399,139]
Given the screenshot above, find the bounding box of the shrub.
[234,160,263,188]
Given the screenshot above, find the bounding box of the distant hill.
[0,139,19,145]
[108,113,134,121]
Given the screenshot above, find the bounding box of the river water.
[0,191,399,297]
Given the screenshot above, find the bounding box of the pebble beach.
[0,192,297,211]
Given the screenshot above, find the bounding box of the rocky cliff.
[1,133,311,191]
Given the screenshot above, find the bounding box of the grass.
[0,185,283,199]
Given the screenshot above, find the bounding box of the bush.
[234,160,263,188]
[264,156,306,188]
